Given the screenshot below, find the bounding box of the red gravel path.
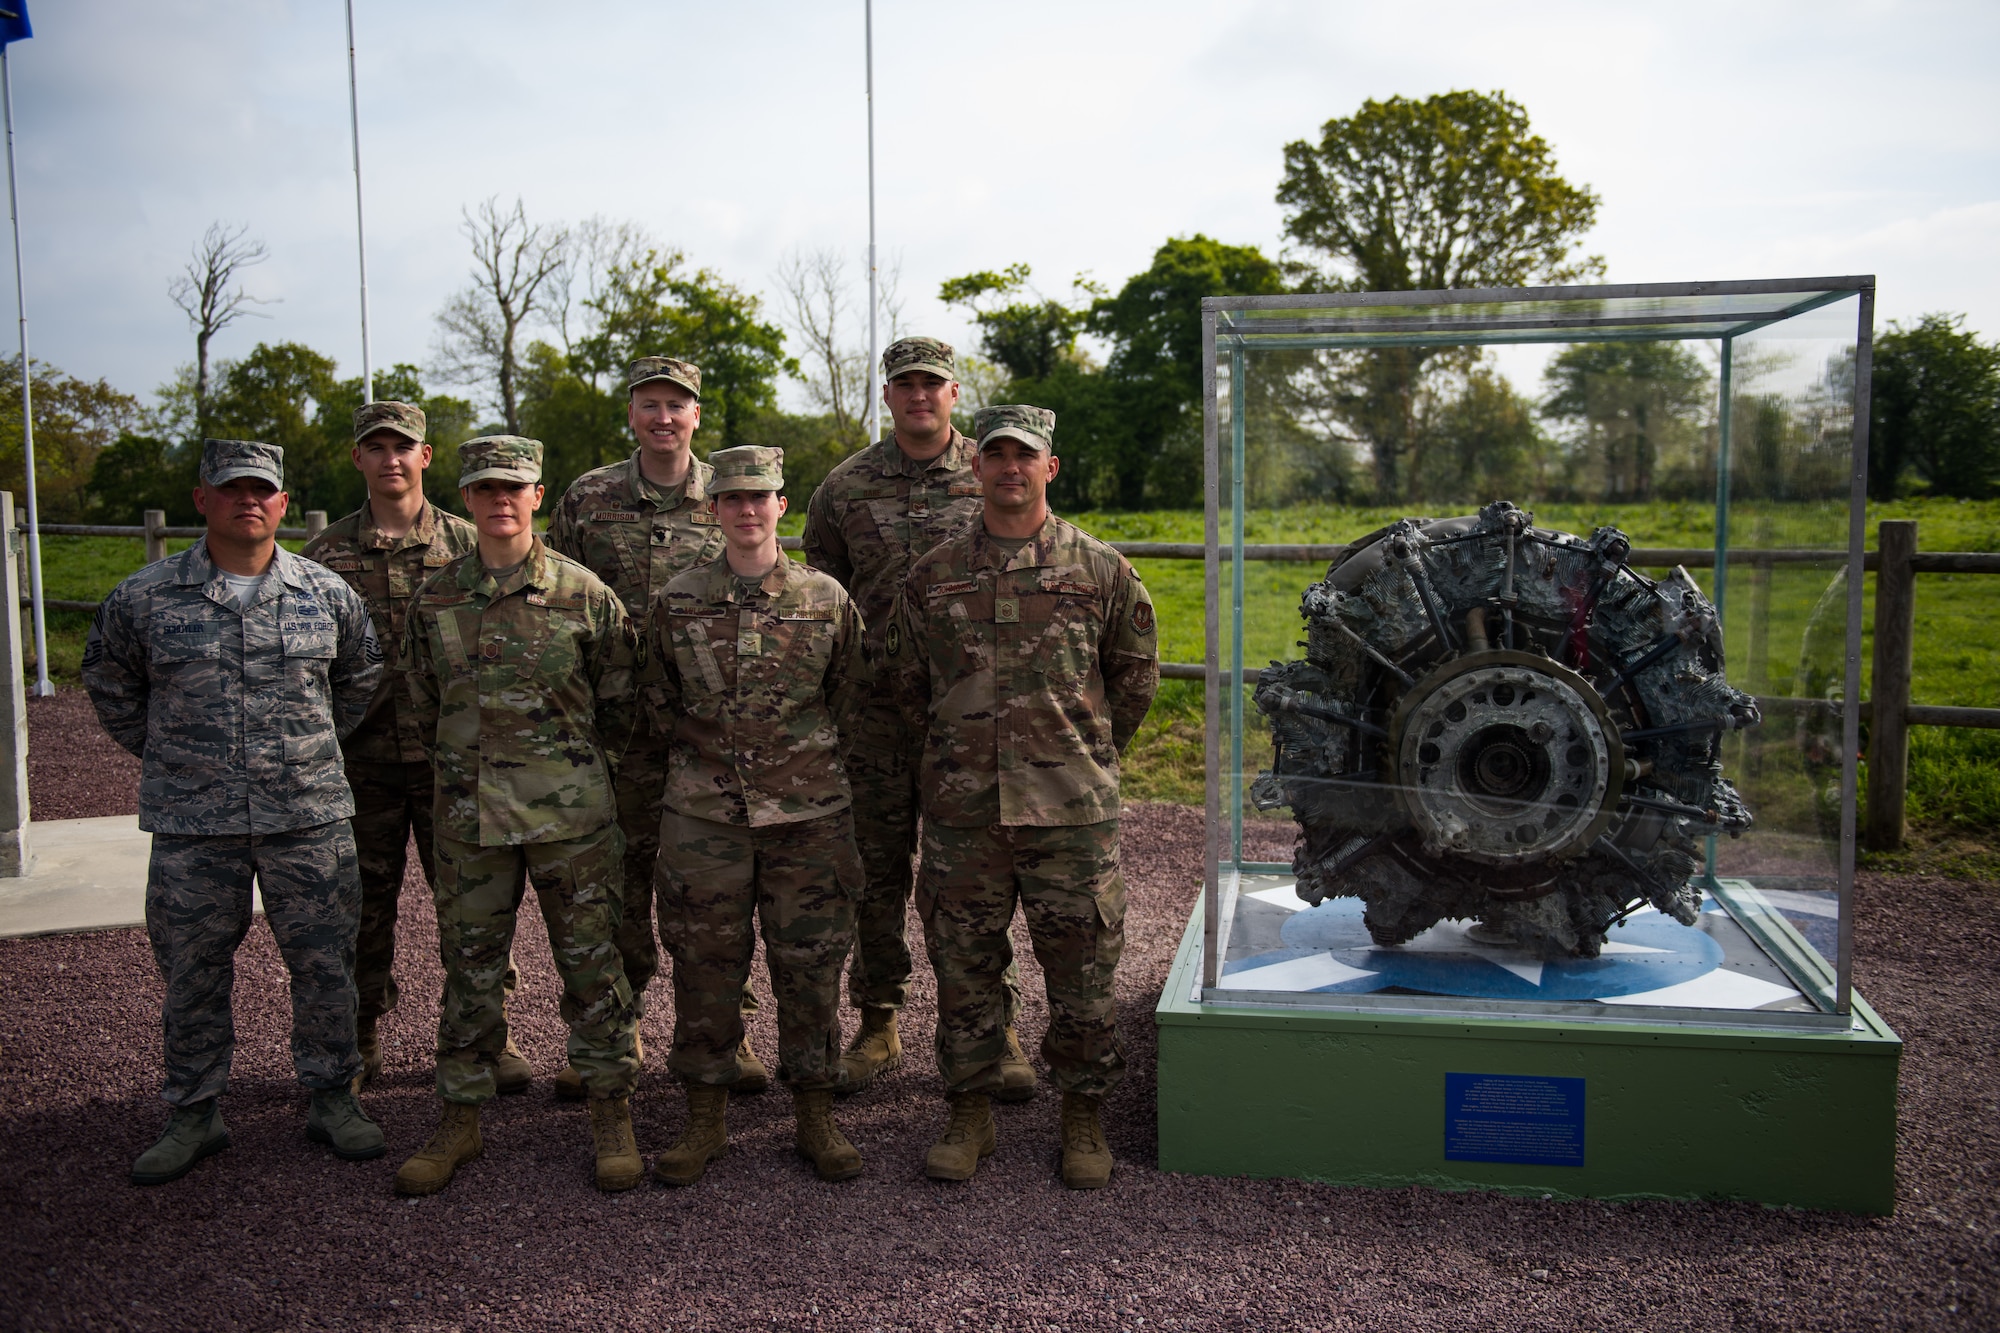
[1,689,1995,1331]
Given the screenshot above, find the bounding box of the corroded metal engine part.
[1250,500,1759,959]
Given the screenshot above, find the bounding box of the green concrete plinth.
[1156,897,1902,1214]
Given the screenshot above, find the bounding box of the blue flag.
[0,3,30,47]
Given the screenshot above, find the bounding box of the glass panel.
[1202,281,1866,1024]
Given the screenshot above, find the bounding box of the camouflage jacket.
[302,499,477,764]
[545,451,724,619]
[646,554,870,828]
[802,429,984,657]
[83,540,382,836]
[404,540,637,847]
[888,514,1159,828]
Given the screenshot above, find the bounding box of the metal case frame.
[1200,278,1875,1026]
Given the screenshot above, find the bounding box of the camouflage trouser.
[846,709,1019,1020]
[612,732,667,1000]
[145,821,362,1107]
[349,759,520,1025]
[432,824,639,1104]
[656,809,860,1091]
[917,819,1126,1099]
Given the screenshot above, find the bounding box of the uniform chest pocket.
[282,617,340,660]
[523,613,582,683]
[864,497,911,550]
[669,615,730,716]
[1022,593,1099,686]
[772,615,837,695]
[149,617,222,667]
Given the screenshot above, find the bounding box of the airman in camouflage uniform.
[395,435,645,1196]
[647,446,870,1186]
[84,439,387,1184]
[544,355,752,1096]
[802,336,1030,1097]
[302,401,500,1093]
[887,405,1158,1189]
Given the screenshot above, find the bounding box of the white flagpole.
[864,0,878,444]
[2,41,49,697]
[345,0,373,402]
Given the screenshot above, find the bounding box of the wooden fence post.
[143,509,167,564]
[1865,519,1918,851]
[305,510,328,541]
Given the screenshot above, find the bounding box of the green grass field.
[25,498,2000,846]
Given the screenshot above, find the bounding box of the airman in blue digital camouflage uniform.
[84,438,387,1185]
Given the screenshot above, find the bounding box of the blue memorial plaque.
[1444,1073,1585,1166]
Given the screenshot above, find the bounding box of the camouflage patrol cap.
[201,438,284,488]
[707,445,784,494]
[881,336,956,382]
[628,356,702,399]
[457,435,543,487]
[352,399,426,445]
[973,404,1055,453]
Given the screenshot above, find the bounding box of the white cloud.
[1,0,1994,408]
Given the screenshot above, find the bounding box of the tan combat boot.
[353,1016,382,1093]
[494,1036,532,1096]
[394,1101,482,1196]
[835,1007,901,1095]
[924,1093,995,1182]
[1059,1091,1113,1189]
[589,1095,645,1192]
[732,1034,771,1095]
[996,1025,1038,1103]
[793,1088,863,1182]
[652,1084,730,1186]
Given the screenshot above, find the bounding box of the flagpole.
[864,0,878,445]
[2,42,49,697]
[344,0,373,403]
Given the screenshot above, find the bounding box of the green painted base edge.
[1156,896,1903,1214]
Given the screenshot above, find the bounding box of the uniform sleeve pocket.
[283,729,340,763]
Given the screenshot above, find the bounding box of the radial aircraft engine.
[1250,501,1759,959]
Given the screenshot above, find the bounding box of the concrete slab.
[0,816,153,938]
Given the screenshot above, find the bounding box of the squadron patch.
[1132,600,1155,634]
[886,623,901,658]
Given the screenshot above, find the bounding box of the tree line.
[0,90,1991,525]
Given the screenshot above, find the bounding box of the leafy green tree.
[572,252,794,450]
[0,359,144,521]
[1541,342,1711,501]
[86,434,190,523]
[939,264,1100,383]
[517,341,628,504]
[1091,236,1287,507]
[1870,314,2000,499]
[1276,90,1601,501]
[1422,368,1550,504]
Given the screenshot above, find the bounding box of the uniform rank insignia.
[1132,600,1155,634]
[886,623,900,657]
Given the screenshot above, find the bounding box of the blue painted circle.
[1234,895,1725,1000]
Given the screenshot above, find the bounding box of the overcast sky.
[7,0,1997,415]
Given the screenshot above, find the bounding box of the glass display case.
[1196,278,1873,1030]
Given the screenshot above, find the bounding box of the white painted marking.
[1220,952,1379,991]
[1598,969,1803,1011]
[1244,883,1310,911]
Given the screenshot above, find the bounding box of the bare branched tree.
[774,248,910,443]
[432,197,569,432]
[167,222,275,438]
[551,216,657,379]
[774,246,866,440]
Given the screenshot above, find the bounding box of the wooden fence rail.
[17,515,1988,850]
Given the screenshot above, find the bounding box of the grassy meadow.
[25,497,2000,849]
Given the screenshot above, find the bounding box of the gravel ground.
[1,689,1996,1331]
